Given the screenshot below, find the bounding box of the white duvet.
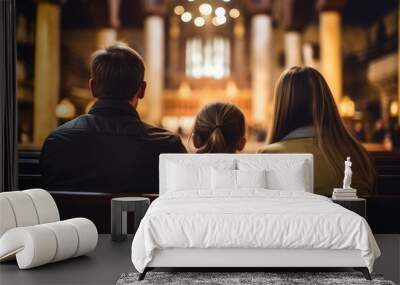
[131,190,380,273]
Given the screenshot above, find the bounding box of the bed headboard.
[159,153,314,195]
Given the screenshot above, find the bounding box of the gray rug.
[117,272,396,285]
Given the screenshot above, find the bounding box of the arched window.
[185,37,230,79]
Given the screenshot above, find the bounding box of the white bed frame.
[140,154,371,280]
[148,249,365,268]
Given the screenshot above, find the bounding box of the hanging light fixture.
[177,2,239,27]
[199,3,212,16]
[181,11,192,22]
[215,7,226,17]
[194,17,205,27]
[212,15,226,26]
[174,5,185,15]
[211,17,219,26]
[229,8,240,19]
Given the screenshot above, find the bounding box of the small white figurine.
[343,157,353,189]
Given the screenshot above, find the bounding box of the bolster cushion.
[0,189,60,237]
[0,218,98,269]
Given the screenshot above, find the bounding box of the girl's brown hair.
[269,66,376,192]
[192,102,245,153]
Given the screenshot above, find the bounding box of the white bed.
[131,154,380,280]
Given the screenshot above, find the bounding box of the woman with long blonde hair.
[259,67,376,196]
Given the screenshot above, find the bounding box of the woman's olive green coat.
[258,138,371,196]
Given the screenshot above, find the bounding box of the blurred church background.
[16,0,399,152]
[14,2,400,265]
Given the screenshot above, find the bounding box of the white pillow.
[167,162,209,191]
[211,169,267,190]
[237,169,267,189]
[238,159,309,191]
[167,160,235,192]
[211,168,236,190]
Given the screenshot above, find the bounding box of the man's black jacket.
[40,99,187,193]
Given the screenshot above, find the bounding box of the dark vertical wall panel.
[0,0,18,192]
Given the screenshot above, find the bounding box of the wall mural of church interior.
[4,1,400,283]
[16,0,399,152]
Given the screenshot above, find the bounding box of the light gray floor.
[0,235,134,285]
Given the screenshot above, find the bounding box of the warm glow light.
[211,17,218,26]
[178,82,192,98]
[234,20,245,37]
[161,117,179,133]
[223,0,230,2]
[390,101,399,117]
[180,116,196,135]
[212,15,226,26]
[56,98,76,119]
[226,81,238,97]
[199,3,212,16]
[215,7,225,16]
[194,17,205,27]
[174,5,185,15]
[339,96,355,117]
[229,8,240,18]
[181,11,192,22]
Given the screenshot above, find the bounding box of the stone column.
[250,14,273,126]
[142,0,168,125]
[284,32,302,68]
[282,0,310,68]
[233,18,247,86]
[95,0,120,48]
[167,17,180,88]
[246,0,274,126]
[144,16,164,124]
[303,43,320,70]
[33,1,62,145]
[318,0,346,104]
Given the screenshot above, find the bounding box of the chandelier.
[174,0,241,27]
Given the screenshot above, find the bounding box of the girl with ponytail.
[192,102,246,153]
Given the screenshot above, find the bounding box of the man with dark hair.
[40,43,186,193]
